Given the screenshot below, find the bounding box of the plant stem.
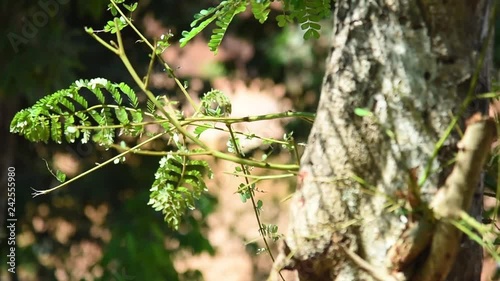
[184,111,316,124]
[226,124,286,281]
[110,18,299,172]
[110,0,199,112]
[31,132,167,197]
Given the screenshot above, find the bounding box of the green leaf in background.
[148,155,213,229]
[354,108,373,117]
[56,170,67,183]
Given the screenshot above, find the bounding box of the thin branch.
[31,132,167,197]
[419,2,497,186]
[110,144,212,156]
[144,39,157,89]
[185,111,316,124]
[110,0,199,112]
[340,245,401,281]
[227,124,285,281]
[414,118,496,281]
[85,28,119,55]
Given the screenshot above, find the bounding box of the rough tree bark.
[272,1,495,281]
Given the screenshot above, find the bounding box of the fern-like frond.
[10,78,146,146]
[179,7,219,48]
[148,155,213,229]
[208,1,247,54]
[296,0,330,39]
[250,0,271,23]
[180,0,248,54]
[277,0,332,39]
[181,0,332,54]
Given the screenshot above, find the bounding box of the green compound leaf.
[10,78,147,146]
[251,0,271,23]
[180,0,247,54]
[277,0,331,40]
[148,155,213,229]
[181,0,331,53]
[180,7,218,48]
[208,1,247,54]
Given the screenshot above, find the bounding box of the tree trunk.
[273,1,494,281]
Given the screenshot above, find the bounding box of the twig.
[414,118,496,281]
[340,245,401,281]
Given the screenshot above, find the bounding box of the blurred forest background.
[0,1,499,281]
